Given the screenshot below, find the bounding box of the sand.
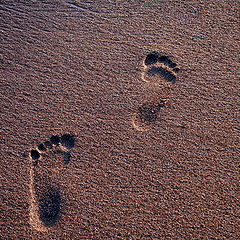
[0,0,239,239]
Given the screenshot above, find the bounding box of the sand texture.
[0,0,239,239]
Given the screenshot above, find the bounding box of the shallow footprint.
[132,100,166,131]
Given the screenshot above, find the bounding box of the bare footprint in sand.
[132,51,182,131]
[142,52,180,84]
[132,99,167,131]
[29,134,75,231]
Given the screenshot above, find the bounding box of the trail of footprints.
[133,52,180,131]
[28,51,179,231]
[29,134,75,231]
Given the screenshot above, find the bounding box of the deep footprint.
[137,52,179,131]
[29,133,75,231]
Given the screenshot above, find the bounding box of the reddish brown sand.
[0,0,239,239]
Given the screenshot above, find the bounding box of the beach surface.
[0,0,239,239]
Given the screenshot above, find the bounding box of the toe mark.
[38,143,46,152]
[44,141,53,149]
[30,149,40,160]
[144,52,159,66]
[60,134,75,149]
[50,136,60,145]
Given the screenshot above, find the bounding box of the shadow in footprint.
[30,149,40,166]
[60,134,75,150]
[50,135,60,145]
[39,187,61,227]
[38,144,46,152]
[158,55,177,68]
[173,67,180,73]
[148,66,176,83]
[44,141,53,149]
[30,149,40,160]
[144,52,160,66]
[63,152,71,164]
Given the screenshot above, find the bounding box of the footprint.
[29,134,75,231]
[132,100,166,131]
[142,52,180,84]
[132,51,181,131]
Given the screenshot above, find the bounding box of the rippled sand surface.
[0,1,239,239]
